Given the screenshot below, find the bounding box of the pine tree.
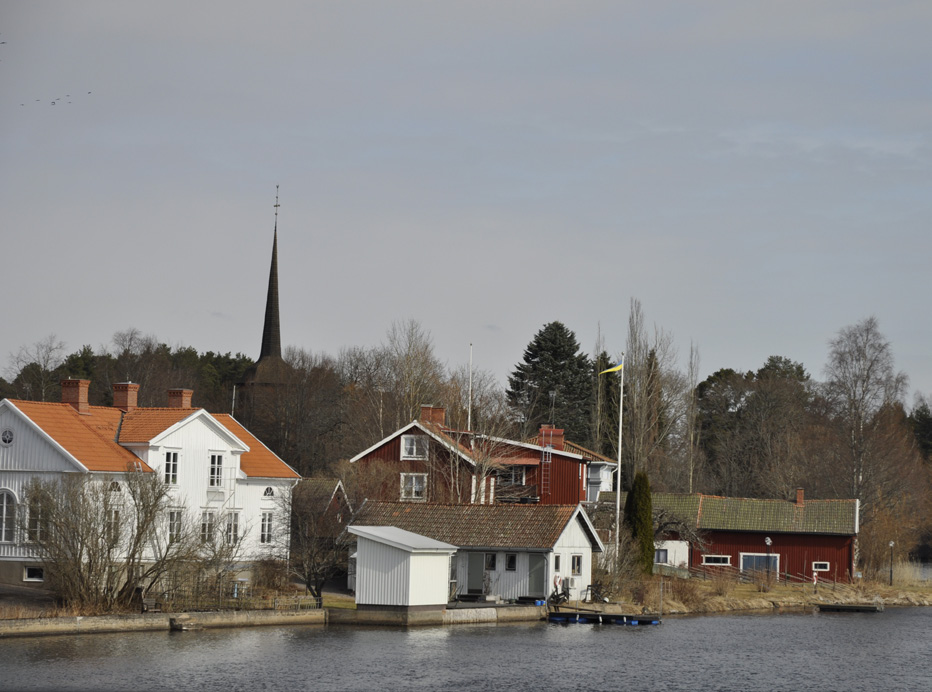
[624,471,654,575]
[507,322,592,441]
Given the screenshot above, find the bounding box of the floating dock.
[548,609,661,626]
[817,603,884,613]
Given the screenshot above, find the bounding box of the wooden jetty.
[548,607,661,626]
[817,603,884,613]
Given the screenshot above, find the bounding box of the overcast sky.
[2,1,930,403]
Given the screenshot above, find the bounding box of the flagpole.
[614,353,625,564]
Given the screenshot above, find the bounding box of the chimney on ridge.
[420,405,446,427]
[61,379,90,414]
[167,388,193,409]
[112,382,139,412]
[796,488,805,505]
[539,424,565,451]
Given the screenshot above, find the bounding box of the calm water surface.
[2,608,932,691]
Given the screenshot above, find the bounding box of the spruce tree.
[624,471,654,575]
[507,322,593,441]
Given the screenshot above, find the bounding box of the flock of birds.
[2,34,94,107]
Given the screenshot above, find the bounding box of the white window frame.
[263,486,275,498]
[168,509,183,543]
[571,554,582,576]
[260,511,274,544]
[208,454,223,488]
[554,554,561,573]
[201,511,216,544]
[26,499,45,543]
[739,552,780,574]
[812,561,831,573]
[654,548,669,565]
[400,472,427,501]
[400,434,428,460]
[0,490,15,543]
[701,554,731,566]
[106,508,121,543]
[23,566,44,583]
[225,513,240,545]
[164,451,179,485]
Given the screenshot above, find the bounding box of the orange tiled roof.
[214,414,300,479]
[10,400,150,473]
[118,408,198,444]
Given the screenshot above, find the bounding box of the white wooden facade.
[0,384,298,586]
[349,526,456,608]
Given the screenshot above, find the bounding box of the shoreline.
[2,585,930,639]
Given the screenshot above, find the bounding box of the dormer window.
[401,434,428,460]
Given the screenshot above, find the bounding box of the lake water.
[2,607,932,691]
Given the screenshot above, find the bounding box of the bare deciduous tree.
[21,467,201,611]
[7,334,66,401]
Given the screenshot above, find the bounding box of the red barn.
[655,489,859,582]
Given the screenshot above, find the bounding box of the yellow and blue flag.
[599,360,623,375]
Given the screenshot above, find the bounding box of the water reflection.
[2,610,932,691]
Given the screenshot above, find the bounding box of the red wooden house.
[645,489,859,583]
[349,406,615,505]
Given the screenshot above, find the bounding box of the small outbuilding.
[348,526,457,612]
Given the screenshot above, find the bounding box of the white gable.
[0,401,88,474]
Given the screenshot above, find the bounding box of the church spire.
[259,186,282,360]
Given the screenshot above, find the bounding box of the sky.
[2,1,931,404]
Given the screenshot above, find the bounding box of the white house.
[0,379,299,586]
[348,526,457,611]
[352,501,604,602]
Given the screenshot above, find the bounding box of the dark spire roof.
[259,217,282,360]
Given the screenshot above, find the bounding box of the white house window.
[813,561,831,572]
[106,509,121,543]
[571,554,582,576]
[400,473,427,501]
[168,510,183,543]
[702,555,731,566]
[554,554,561,573]
[200,511,216,543]
[506,553,517,571]
[0,491,15,543]
[209,454,222,487]
[401,434,428,460]
[260,512,274,544]
[1,429,13,446]
[225,513,240,545]
[26,500,45,543]
[654,548,669,564]
[109,481,121,492]
[263,487,275,497]
[23,566,44,582]
[164,451,178,485]
[485,553,497,571]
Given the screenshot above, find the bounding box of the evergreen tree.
[507,322,592,441]
[909,397,932,462]
[624,471,654,574]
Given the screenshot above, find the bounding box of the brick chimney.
[167,388,193,408]
[539,424,565,451]
[112,382,139,412]
[61,379,90,414]
[420,405,446,427]
[796,488,805,505]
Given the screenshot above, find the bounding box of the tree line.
[6,307,932,567]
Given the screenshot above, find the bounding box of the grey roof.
[349,525,457,552]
